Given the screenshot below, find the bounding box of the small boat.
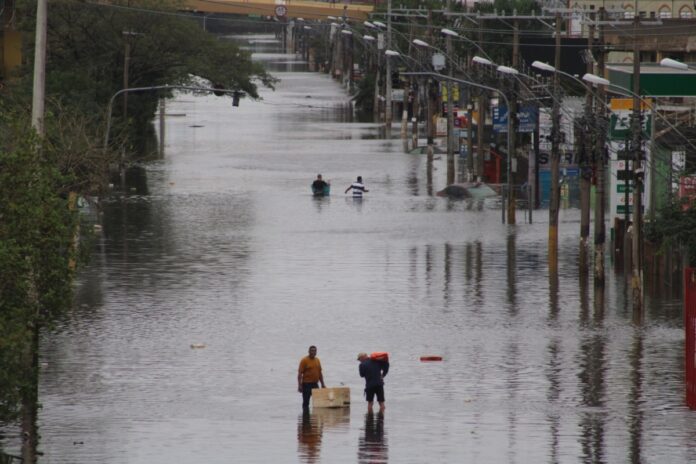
[312,184,331,196]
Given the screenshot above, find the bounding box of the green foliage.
[352,71,376,115]
[10,0,276,160]
[0,108,78,423]
[644,199,696,266]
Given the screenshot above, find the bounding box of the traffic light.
[391,71,400,88]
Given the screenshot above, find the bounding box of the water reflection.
[546,337,561,464]
[357,412,387,463]
[577,272,608,463]
[297,411,322,463]
[297,408,351,463]
[628,328,644,464]
[506,230,517,311]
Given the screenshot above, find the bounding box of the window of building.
[658,6,672,18]
[680,6,693,17]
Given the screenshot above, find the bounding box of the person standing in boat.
[298,345,326,409]
[345,176,369,198]
[312,174,329,195]
[357,352,389,412]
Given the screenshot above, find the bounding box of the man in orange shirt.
[298,345,326,409]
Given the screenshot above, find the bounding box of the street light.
[412,38,429,47]
[582,73,611,87]
[372,21,386,28]
[363,34,376,42]
[531,60,555,73]
[497,65,519,76]
[104,84,241,153]
[472,56,493,66]
[341,29,353,36]
[659,57,689,70]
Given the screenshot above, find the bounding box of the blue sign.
[492,105,537,133]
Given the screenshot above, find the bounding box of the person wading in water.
[298,345,326,409]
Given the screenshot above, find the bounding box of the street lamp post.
[104,85,242,184]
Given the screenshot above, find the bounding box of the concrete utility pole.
[445,0,455,185]
[631,12,644,310]
[507,17,519,225]
[373,37,381,121]
[476,18,485,181]
[426,8,435,163]
[594,7,607,285]
[467,98,474,180]
[412,78,419,148]
[549,14,562,272]
[31,0,47,136]
[385,0,392,129]
[579,16,595,274]
[123,40,131,118]
[25,2,48,457]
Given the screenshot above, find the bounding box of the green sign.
[609,113,652,141]
[617,184,634,193]
[617,205,632,214]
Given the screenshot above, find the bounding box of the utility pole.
[426,8,435,163]
[445,0,455,185]
[476,17,485,181]
[507,16,519,224]
[579,15,595,274]
[549,14,562,271]
[467,98,474,180]
[630,12,644,310]
[123,39,131,118]
[31,0,47,136]
[24,3,48,460]
[373,35,381,122]
[466,38,474,181]
[385,0,392,129]
[158,97,165,157]
[412,78,419,148]
[594,8,607,285]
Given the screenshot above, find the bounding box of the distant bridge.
[186,0,374,21]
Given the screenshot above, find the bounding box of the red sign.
[679,176,696,210]
[685,268,696,409]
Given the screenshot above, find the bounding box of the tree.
[10,0,276,158]
[644,199,696,267]
[0,107,79,425]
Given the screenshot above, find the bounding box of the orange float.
[420,355,443,362]
[370,352,389,362]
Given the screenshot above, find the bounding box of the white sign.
[432,53,445,71]
[391,89,404,102]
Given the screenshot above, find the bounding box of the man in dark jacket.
[357,352,389,412]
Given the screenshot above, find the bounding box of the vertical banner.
[686,267,696,409]
[608,98,652,226]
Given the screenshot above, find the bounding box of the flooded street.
[32,36,695,463]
